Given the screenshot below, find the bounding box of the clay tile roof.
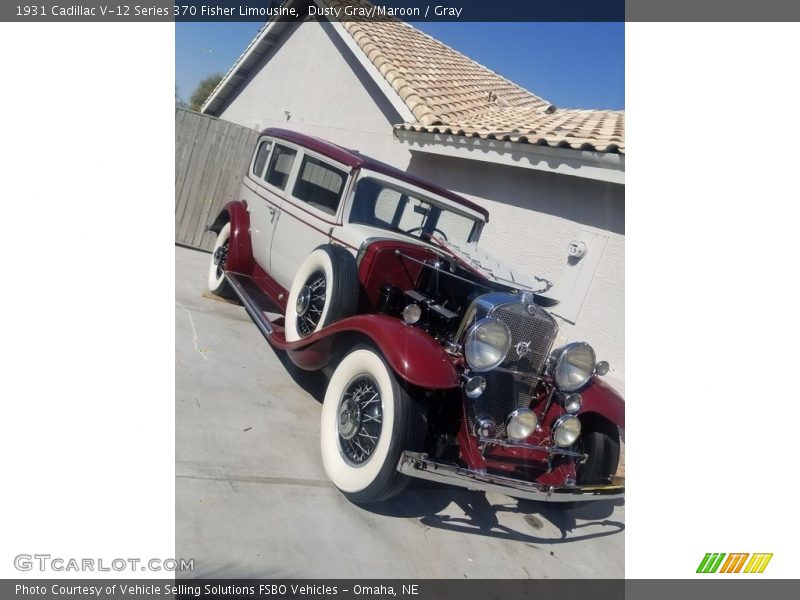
[322,0,624,154]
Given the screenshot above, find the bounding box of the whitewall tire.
[320,346,426,504]
[284,244,358,342]
[208,222,233,298]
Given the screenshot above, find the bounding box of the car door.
[241,139,298,275]
[268,152,351,290]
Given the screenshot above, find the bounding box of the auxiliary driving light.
[564,393,582,414]
[464,375,487,398]
[552,414,582,447]
[402,303,422,324]
[506,408,538,441]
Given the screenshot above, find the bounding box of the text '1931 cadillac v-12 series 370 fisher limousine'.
[206,128,624,505]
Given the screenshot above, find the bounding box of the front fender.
[283,315,460,390]
[580,377,625,429]
[208,201,253,275]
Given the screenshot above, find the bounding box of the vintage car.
[207,128,624,504]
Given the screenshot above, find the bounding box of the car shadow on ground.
[269,346,329,403]
[364,480,624,546]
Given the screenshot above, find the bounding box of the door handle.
[268,207,279,222]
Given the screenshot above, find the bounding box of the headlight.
[464,318,511,372]
[506,408,538,441]
[553,342,596,391]
[552,415,582,447]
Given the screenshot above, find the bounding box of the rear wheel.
[320,345,426,504]
[576,417,620,485]
[284,245,358,342]
[208,222,234,298]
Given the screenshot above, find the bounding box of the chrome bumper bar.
[397,451,624,503]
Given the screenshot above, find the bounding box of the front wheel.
[320,346,426,504]
[576,417,620,485]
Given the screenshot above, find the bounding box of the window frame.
[261,143,299,192]
[346,171,485,244]
[290,154,350,218]
[250,138,274,181]
[247,137,354,224]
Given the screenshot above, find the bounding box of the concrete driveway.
[175,245,624,578]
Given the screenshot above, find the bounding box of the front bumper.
[397,451,624,503]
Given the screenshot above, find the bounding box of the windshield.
[349,178,481,245]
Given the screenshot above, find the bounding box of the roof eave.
[200,6,302,116]
[201,0,417,122]
[325,18,416,123]
[394,128,625,184]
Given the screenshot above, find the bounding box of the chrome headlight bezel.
[552,342,596,392]
[464,317,511,372]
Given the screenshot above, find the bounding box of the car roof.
[261,127,490,221]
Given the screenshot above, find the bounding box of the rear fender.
[580,377,625,429]
[208,201,253,275]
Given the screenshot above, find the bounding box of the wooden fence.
[175,107,259,251]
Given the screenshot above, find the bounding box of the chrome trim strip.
[225,273,273,340]
[397,452,624,503]
[476,437,586,459]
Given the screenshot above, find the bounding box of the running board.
[225,272,282,341]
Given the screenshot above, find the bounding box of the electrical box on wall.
[551,230,608,324]
[567,240,588,260]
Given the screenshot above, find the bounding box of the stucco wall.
[218,21,410,167]
[215,21,625,390]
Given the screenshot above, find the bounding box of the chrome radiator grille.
[494,302,558,374]
[467,302,558,438]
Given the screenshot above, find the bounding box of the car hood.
[336,225,553,296]
[432,239,553,295]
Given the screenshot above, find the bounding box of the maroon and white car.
[207,128,624,504]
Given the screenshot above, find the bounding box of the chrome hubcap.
[337,377,383,466]
[337,398,361,440]
[296,270,326,337]
[213,241,229,277]
[296,286,311,316]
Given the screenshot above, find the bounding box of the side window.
[373,188,403,225]
[264,145,297,190]
[292,155,347,216]
[351,178,407,228]
[252,140,272,178]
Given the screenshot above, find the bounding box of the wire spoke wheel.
[295,270,327,337]
[320,345,426,503]
[337,376,383,466]
[284,245,358,343]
